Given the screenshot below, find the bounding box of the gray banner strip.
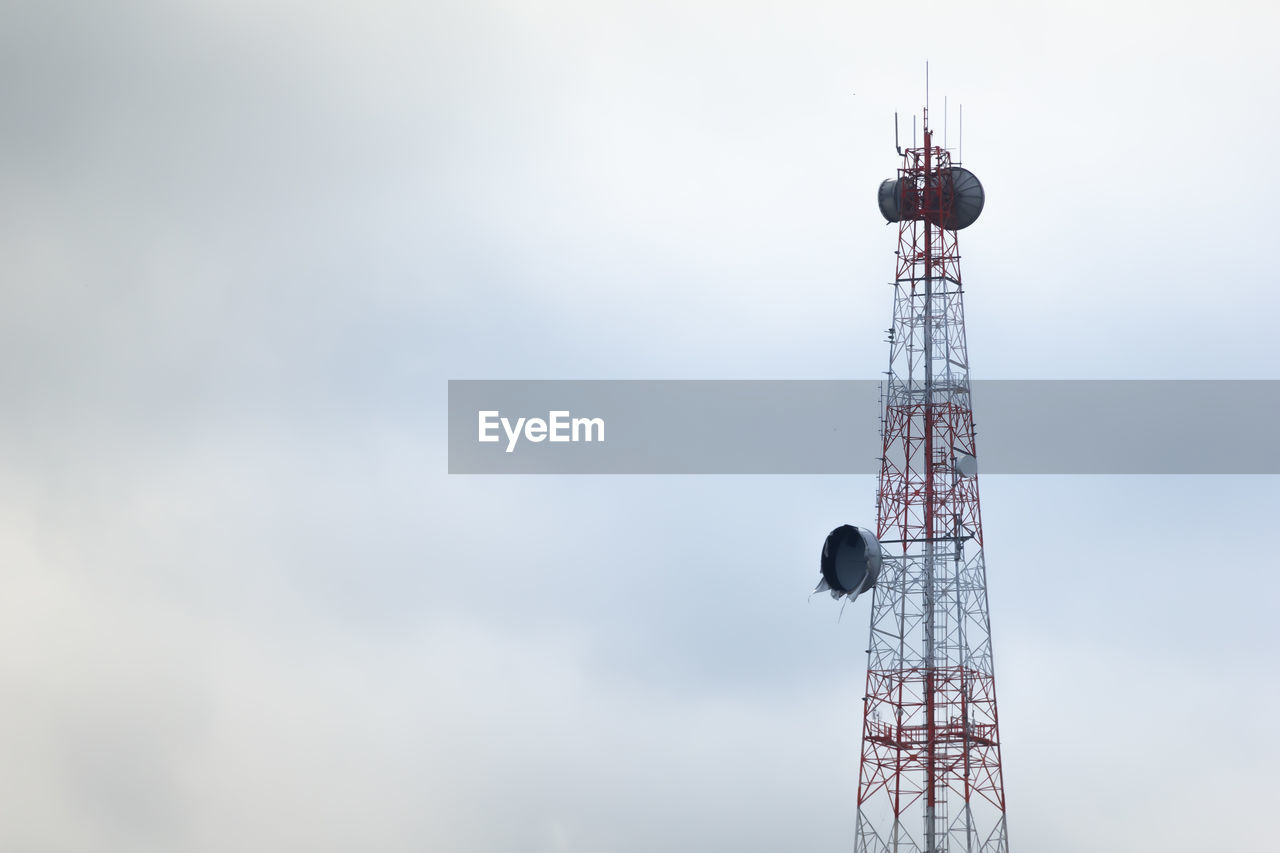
[447,380,1280,474]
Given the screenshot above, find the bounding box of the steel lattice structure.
[854,114,1008,853]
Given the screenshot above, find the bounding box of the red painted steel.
[854,115,1008,853]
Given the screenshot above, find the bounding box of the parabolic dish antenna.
[815,524,882,602]
[878,166,985,230]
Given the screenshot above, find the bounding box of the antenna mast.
[829,94,1006,853]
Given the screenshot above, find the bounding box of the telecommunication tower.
[815,101,1008,852]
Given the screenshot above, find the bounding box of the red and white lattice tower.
[855,106,1008,853]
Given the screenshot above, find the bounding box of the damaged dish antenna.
[814,525,882,603]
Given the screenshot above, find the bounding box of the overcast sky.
[2,0,1278,851]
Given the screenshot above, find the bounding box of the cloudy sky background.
[2,0,1278,850]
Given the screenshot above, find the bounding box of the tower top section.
[877,110,985,231]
